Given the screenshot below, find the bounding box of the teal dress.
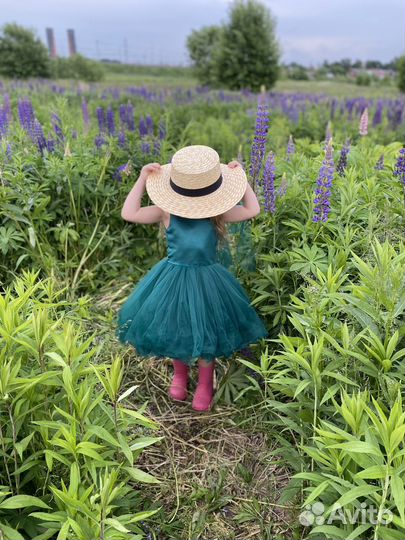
[115,213,268,365]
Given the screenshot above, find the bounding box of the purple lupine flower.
[81,98,90,130]
[51,113,64,144]
[372,101,383,126]
[3,93,12,122]
[153,140,161,154]
[336,138,351,176]
[145,114,154,135]
[119,104,127,124]
[249,93,270,188]
[18,97,35,131]
[5,143,12,161]
[313,138,334,223]
[0,107,8,138]
[393,147,405,185]
[32,118,47,154]
[94,133,106,148]
[262,150,276,214]
[374,153,385,170]
[139,116,148,137]
[96,106,106,133]
[46,138,56,152]
[359,107,369,136]
[126,103,135,131]
[141,141,151,154]
[106,106,115,135]
[113,162,132,181]
[158,119,166,140]
[286,134,295,160]
[276,172,288,198]
[117,129,126,148]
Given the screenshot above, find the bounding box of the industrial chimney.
[45,28,57,58]
[67,29,77,56]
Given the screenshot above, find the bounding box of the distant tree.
[365,60,383,69]
[352,59,363,68]
[397,56,405,93]
[215,0,280,91]
[288,64,309,80]
[186,25,223,86]
[0,23,50,78]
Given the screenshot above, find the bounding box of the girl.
[116,144,268,411]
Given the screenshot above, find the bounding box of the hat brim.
[145,163,248,218]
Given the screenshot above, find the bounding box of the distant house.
[348,67,396,80]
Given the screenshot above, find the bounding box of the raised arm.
[221,161,261,223]
[121,162,164,224]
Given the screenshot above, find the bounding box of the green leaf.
[129,437,163,451]
[0,495,51,510]
[326,441,382,456]
[391,473,405,525]
[125,466,161,484]
[324,485,380,517]
[0,523,26,540]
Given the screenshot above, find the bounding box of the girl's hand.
[227,160,242,169]
[140,162,162,178]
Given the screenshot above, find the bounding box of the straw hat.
[145,145,247,218]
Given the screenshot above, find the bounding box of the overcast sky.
[2,0,404,66]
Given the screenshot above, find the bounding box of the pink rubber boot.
[169,359,189,401]
[192,361,215,411]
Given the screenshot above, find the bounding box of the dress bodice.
[165,213,218,266]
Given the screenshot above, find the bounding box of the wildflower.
[336,138,351,176]
[158,119,166,140]
[113,162,132,181]
[117,130,126,148]
[359,107,369,136]
[106,106,115,135]
[64,141,72,157]
[141,141,151,154]
[249,93,270,188]
[372,101,383,126]
[393,147,405,185]
[47,138,56,153]
[32,118,47,154]
[276,172,288,198]
[94,134,106,148]
[51,113,64,144]
[286,134,295,160]
[139,116,148,138]
[96,106,106,133]
[262,150,276,214]
[145,114,154,135]
[0,106,8,138]
[153,139,161,154]
[313,138,334,223]
[81,98,90,131]
[374,153,384,170]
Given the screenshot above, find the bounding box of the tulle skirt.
[115,258,268,366]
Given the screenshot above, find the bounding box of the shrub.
[50,54,104,82]
[0,23,50,78]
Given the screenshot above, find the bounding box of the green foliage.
[186,0,281,91]
[186,26,223,87]
[0,23,50,78]
[0,270,161,538]
[356,73,372,86]
[50,53,105,82]
[397,56,405,93]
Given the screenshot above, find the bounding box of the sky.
[1,0,404,67]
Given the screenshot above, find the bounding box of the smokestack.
[45,27,57,58]
[67,29,77,56]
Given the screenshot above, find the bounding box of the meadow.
[1,72,405,540]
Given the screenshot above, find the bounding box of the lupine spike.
[374,153,385,170]
[313,138,334,223]
[393,147,405,185]
[249,93,270,189]
[359,107,369,136]
[262,150,276,214]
